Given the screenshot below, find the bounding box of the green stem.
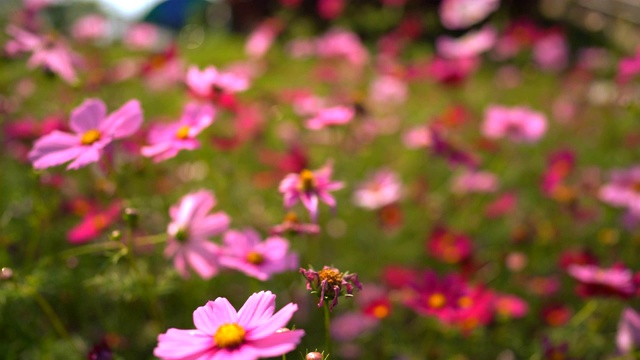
[33,291,70,340]
[570,299,599,327]
[323,302,332,357]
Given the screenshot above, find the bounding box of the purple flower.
[28,99,142,170]
[141,102,215,162]
[154,291,305,360]
[6,25,80,84]
[219,228,298,281]
[300,266,362,311]
[279,162,344,222]
[166,190,230,279]
[617,307,640,355]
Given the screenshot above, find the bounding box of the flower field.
[2,0,640,359]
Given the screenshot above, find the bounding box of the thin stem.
[323,302,332,357]
[33,291,70,340]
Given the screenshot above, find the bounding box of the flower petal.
[193,297,238,334]
[70,99,106,134]
[246,303,298,340]
[153,328,213,359]
[246,329,305,357]
[101,99,143,139]
[237,291,276,327]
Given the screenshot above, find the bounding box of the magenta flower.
[28,98,143,170]
[617,48,640,84]
[67,202,121,244]
[436,25,497,59]
[141,102,215,162]
[186,65,250,100]
[533,31,568,72]
[426,227,473,264]
[165,190,230,279]
[305,106,355,130]
[403,270,468,323]
[278,162,344,222]
[315,29,369,66]
[219,229,298,281]
[482,105,547,143]
[352,169,402,210]
[617,307,640,355]
[439,0,500,30]
[123,22,160,50]
[599,167,640,215]
[154,291,305,360]
[6,25,80,84]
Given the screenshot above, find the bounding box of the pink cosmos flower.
[451,170,499,194]
[482,105,547,143]
[599,167,640,215]
[67,202,121,244]
[617,307,640,355]
[315,29,369,66]
[352,169,402,210]
[403,126,432,149]
[368,75,408,106]
[533,30,568,72]
[154,291,305,360]
[305,106,355,130]
[186,65,250,100]
[567,264,635,298]
[270,212,320,236]
[28,98,142,170]
[617,47,640,84]
[6,25,80,84]
[436,25,497,59]
[279,162,344,222]
[219,228,298,281]
[439,0,500,30]
[71,14,108,42]
[165,190,230,279]
[141,102,215,162]
[403,270,468,323]
[124,22,160,50]
[245,19,281,59]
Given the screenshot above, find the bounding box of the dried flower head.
[300,266,362,311]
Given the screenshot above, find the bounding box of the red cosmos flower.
[403,270,468,323]
[426,227,473,264]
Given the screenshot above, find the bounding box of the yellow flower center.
[246,251,264,265]
[214,323,245,349]
[428,293,446,309]
[318,268,343,287]
[175,125,191,140]
[81,129,101,145]
[298,169,315,192]
[92,214,108,230]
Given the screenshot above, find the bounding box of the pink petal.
[193,297,239,334]
[101,99,143,139]
[153,328,213,359]
[186,242,220,279]
[237,291,276,327]
[66,147,101,169]
[246,329,305,357]
[70,99,106,133]
[29,130,83,169]
[190,213,230,239]
[246,303,299,339]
